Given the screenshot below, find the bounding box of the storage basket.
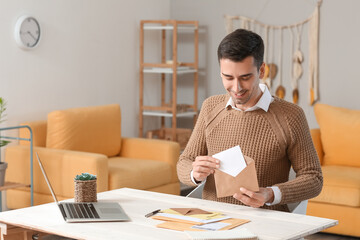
[146,128,192,150]
[74,179,97,203]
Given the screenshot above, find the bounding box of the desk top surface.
[0,188,337,240]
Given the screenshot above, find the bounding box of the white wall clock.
[14,15,41,49]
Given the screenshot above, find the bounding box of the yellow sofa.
[5,104,180,209]
[307,103,360,237]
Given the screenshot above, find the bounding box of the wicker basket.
[146,128,192,150]
[164,103,191,113]
[74,179,97,203]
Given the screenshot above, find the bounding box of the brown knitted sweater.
[177,94,323,212]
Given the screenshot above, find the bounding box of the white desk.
[0,188,337,240]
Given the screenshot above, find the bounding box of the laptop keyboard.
[63,203,100,219]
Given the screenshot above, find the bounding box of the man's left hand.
[233,187,274,208]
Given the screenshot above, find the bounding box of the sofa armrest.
[5,145,109,198]
[119,137,180,183]
[19,120,47,147]
[310,128,324,165]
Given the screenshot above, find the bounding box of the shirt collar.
[225,83,274,112]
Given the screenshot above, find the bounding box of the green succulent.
[74,173,97,181]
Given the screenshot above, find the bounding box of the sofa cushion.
[107,157,172,190]
[314,103,360,167]
[310,166,360,207]
[46,104,121,157]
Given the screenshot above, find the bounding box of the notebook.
[36,152,131,223]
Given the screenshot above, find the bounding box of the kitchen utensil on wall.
[266,27,278,90]
[275,28,285,99]
[224,0,322,105]
[290,26,304,104]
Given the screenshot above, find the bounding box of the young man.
[177,29,322,212]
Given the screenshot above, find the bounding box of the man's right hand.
[192,156,220,182]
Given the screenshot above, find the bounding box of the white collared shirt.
[225,83,274,112]
[190,84,281,205]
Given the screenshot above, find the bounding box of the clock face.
[15,15,41,49]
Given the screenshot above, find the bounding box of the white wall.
[0,0,170,137]
[1,0,360,138]
[171,0,360,129]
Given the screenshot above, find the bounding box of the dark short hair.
[217,29,264,70]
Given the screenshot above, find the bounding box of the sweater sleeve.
[177,99,209,187]
[275,107,323,204]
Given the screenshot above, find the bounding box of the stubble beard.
[231,90,251,107]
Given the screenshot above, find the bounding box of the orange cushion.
[307,201,360,236]
[46,104,121,157]
[108,157,172,190]
[314,103,360,167]
[311,166,360,207]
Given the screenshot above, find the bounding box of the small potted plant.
[0,97,9,186]
[74,173,97,202]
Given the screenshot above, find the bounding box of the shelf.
[143,67,197,74]
[143,111,197,118]
[139,19,198,144]
[143,25,197,31]
[0,182,30,191]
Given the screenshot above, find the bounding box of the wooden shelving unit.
[139,20,199,149]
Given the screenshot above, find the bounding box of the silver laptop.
[36,152,131,223]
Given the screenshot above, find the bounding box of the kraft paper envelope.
[156,218,250,232]
[214,156,259,198]
[171,208,212,215]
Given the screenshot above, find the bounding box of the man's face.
[220,56,264,110]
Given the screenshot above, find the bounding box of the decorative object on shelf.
[224,0,322,105]
[164,103,192,113]
[0,98,9,187]
[74,173,97,203]
[14,15,41,49]
[139,20,199,149]
[146,128,192,150]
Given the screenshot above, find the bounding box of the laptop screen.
[36,152,59,204]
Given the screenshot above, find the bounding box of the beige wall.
[0,0,170,137]
[171,0,360,129]
[1,0,360,139]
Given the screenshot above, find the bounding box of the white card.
[191,222,231,231]
[212,145,247,177]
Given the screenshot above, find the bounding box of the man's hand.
[192,156,220,182]
[233,187,274,208]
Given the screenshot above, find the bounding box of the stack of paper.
[154,208,230,224]
[151,208,250,232]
